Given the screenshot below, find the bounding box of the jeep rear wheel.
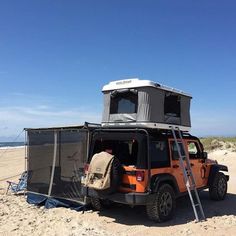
[209,172,227,200]
[90,198,113,211]
[146,184,176,222]
[90,197,102,211]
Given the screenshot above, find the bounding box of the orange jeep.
[82,128,229,222]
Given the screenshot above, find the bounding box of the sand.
[0,147,236,236]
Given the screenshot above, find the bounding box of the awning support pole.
[48,131,58,197]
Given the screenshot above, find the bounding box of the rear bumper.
[82,187,154,205]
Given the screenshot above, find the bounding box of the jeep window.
[150,141,170,168]
[171,141,185,160]
[164,93,181,117]
[92,139,139,166]
[187,141,201,159]
[110,91,138,114]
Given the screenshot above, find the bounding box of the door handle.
[173,164,179,168]
[190,163,194,167]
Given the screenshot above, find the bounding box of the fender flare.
[150,173,180,196]
[207,164,229,186]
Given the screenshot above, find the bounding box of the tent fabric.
[102,93,110,122]
[27,192,85,211]
[27,130,55,195]
[27,128,89,204]
[181,96,191,126]
[139,87,164,122]
[137,89,152,121]
[45,197,69,209]
[109,113,136,122]
[27,192,47,205]
[102,86,191,128]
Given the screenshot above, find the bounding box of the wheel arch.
[207,164,229,186]
[150,173,180,196]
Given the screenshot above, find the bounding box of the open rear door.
[26,126,89,204]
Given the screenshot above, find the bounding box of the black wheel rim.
[218,178,227,197]
[159,192,172,216]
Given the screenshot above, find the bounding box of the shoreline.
[0,146,25,150]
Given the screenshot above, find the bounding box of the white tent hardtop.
[102,78,192,98]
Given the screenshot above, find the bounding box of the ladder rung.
[194,204,200,207]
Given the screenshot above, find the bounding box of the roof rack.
[101,122,191,132]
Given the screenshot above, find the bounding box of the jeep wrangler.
[82,128,229,222]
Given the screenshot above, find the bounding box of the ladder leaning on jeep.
[170,126,205,222]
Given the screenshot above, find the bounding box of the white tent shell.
[102,78,192,132]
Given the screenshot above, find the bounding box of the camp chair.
[6,171,27,194]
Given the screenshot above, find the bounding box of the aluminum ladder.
[170,126,206,222]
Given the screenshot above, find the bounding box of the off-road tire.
[90,197,103,211]
[146,184,176,222]
[110,157,123,192]
[90,198,113,211]
[97,156,123,195]
[209,172,227,201]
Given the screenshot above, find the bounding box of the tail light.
[84,164,89,174]
[136,171,144,182]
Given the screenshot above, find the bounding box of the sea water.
[0,142,25,149]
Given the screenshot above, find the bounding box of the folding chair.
[6,171,27,194]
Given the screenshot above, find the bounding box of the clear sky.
[0,0,236,141]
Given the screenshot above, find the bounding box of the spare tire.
[98,156,123,195]
[110,156,123,192]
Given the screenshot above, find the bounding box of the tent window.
[164,94,181,117]
[110,92,138,114]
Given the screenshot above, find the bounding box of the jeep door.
[169,139,187,192]
[186,140,206,188]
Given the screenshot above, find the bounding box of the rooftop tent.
[102,79,192,131]
[25,124,96,203]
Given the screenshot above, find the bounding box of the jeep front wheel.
[146,184,176,222]
[209,172,227,200]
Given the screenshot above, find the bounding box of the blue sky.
[0,0,236,141]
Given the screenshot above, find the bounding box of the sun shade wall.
[27,127,88,203]
[102,87,192,127]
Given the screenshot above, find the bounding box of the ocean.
[0,142,25,149]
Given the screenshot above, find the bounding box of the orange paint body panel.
[119,166,147,193]
[119,138,215,194]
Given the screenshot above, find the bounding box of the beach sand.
[0,147,236,236]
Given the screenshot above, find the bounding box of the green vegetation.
[200,137,236,152]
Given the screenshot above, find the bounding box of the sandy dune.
[0,148,236,236]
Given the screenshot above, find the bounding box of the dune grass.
[200,137,236,151]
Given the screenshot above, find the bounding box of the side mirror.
[203,152,208,159]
